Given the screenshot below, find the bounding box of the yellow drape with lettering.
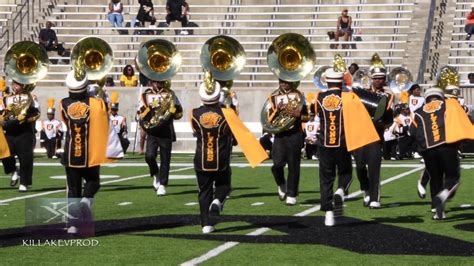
[341,92,380,151]
[222,108,268,168]
[445,99,474,144]
[88,98,112,166]
[0,128,10,158]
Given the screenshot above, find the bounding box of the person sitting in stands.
[137,0,156,26]
[38,21,66,56]
[465,4,474,40]
[108,0,124,29]
[335,8,353,49]
[120,65,138,87]
[166,0,189,35]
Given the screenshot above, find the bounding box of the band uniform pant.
[353,141,382,203]
[5,132,34,186]
[271,132,303,197]
[66,166,101,199]
[196,168,231,226]
[383,139,397,160]
[44,137,58,158]
[318,145,352,212]
[2,156,16,175]
[145,135,172,186]
[422,144,460,206]
[305,142,318,159]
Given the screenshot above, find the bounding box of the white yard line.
[0,167,194,204]
[31,162,450,168]
[181,166,424,266]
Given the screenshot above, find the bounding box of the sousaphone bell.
[135,39,182,133]
[261,33,316,134]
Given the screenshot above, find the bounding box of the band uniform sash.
[445,98,474,144]
[341,92,380,151]
[88,98,112,166]
[0,128,10,158]
[222,107,268,168]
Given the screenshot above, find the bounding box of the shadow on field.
[1,214,473,256]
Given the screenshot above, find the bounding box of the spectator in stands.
[38,21,66,56]
[348,63,359,75]
[335,8,352,49]
[465,4,474,40]
[165,0,190,35]
[137,0,156,26]
[106,76,115,87]
[108,0,124,29]
[120,65,138,87]
[468,73,474,84]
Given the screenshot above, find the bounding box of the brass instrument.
[135,39,182,131]
[200,35,246,108]
[312,65,331,92]
[388,67,413,94]
[436,65,459,92]
[352,68,372,90]
[261,33,315,134]
[70,37,113,81]
[3,41,48,123]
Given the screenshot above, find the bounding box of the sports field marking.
[118,202,133,206]
[251,202,265,206]
[185,202,199,206]
[460,204,472,208]
[30,162,450,168]
[49,175,120,180]
[181,166,424,266]
[0,166,194,204]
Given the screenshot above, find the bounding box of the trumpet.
[135,39,182,132]
[3,41,48,123]
[261,33,315,134]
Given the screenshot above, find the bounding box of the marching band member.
[352,54,394,208]
[139,79,183,196]
[191,82,233,234]
[40,98,63,159]
[313,63,379,226]
[410,87,474,219]
[0,80,40,192]
[109,92,130,153]
[408,84,425,113]
[61,70,110,234]
[393,103,414,159]
[304,113,319,160]
[268,79,309,205]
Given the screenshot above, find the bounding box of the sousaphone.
[135,39,182,132]
[3,41,49,122]
[261,33,316,134]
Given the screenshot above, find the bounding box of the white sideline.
[180,166,424,266]
[0,166,194,204]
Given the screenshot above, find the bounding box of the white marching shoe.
[417,179,426,199]
[10,171,19,187]
[209,199,222,216]
[202,225,215,234]
[286,196,296,206]
[369,201,381,209]
[152,175,160,191]
[277,184,287,201]
[19,184,27,192]
[67,226,78,234]
[324,211,335,226]
[333,188,344,216]
[363,191,370,207]
[433,189,449,220]
[156,185,166,196]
